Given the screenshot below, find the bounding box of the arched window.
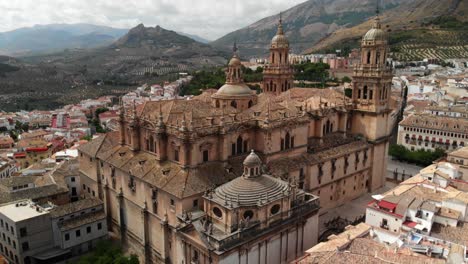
[376,51,380,65]
[326,120,331,134]
[230,100,237,109]
[285,132,291,149]
[270,80,273,92]
[279,53,282,64]
[272,53,275,64]
[366,51,371,64]
[369,90,373,100]
[237,136,243,154]
[149,135,154,152]
[248,100,253,108]
[215,100,220,108]
[363,86,368,99]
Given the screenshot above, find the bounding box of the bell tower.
[351,7,392,192]
[352,10,392,115]
[262,13,294,95]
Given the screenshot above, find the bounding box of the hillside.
[0,25,227,112]
[306,0,468,60]
[212,0,406,57]
[0,24,128,56]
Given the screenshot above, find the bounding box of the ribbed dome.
[271,34,289,48]
[243,150,261,166]
[363,28,386,41]
[363,17,386,42]
[228,56,241,66]
[271,20,289,48]
[213,174,290,207]
[214,83,253,97]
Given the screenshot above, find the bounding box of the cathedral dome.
[212,172,289,207]
[243,150,262,166]
[208,150,290,207]
[271,21,289,48]
[228,56,241,66]
[363,28,386,41]
[215,83,253,97]
[271,34,289,48]
[363,17,386,42]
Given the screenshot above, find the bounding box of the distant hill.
[0,23,128,56]
[0,24,227,112]
[306,0,468,60]
[178,32,211,44]
[212,0,406,57]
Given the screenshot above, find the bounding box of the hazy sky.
[0,0,306,40]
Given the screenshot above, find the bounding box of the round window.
[270,204,280,215]
[243,210,254,220]
[213,207,223,218]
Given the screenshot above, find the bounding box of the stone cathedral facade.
[78,15,393,264]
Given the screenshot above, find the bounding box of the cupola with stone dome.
[362,16,386,43]
[202,150,319,235]
[211,42,257,110]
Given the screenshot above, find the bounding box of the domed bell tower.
[351,6,392,192]
[262,13,294,95]
[211,42,257,110]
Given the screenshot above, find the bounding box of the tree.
[95,107,109,117]
[75,240,139,264]
[341,76,352,83]
[81,135,92,141]
[344,88,352,98]
[389,144,446,167]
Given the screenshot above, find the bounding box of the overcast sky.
[0,0,307,40]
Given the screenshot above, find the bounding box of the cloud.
[0,0,307,40]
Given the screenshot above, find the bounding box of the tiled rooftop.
[50,197,102,218]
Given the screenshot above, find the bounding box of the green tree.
[344,88,352,98]
[341,76,352,83]
[75,240,139,264]
[389,144,446,167]
[95,107,110,117]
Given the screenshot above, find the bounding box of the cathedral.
[78,13,393,264]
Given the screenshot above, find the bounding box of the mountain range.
[0,23,212,56]
[307,0,468,61]
[212,0,406,57]
[212,0,468,59]
[0,24,226,112]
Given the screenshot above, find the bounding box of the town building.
[14,139,53,169]
[0,198,107,264]
[0,158,18,179]
[364,160,468,262]
[294,222,448,263]
[0,136,14,150]
[78,14,395,264]
[397,113,467,151]
[447,146,468,180]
